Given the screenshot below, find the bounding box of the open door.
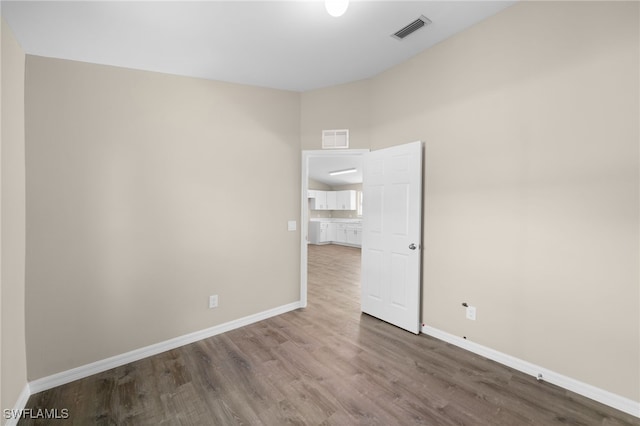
[361,141,423,334]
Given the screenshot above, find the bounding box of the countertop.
[310,218,362,223]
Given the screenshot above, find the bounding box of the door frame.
[300,149,369,307]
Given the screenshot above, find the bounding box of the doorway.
[300,150,368,307]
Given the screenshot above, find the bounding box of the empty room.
[1,1,639,425]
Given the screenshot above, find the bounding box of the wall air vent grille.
[392,15,432,40]
[322,129,349,149]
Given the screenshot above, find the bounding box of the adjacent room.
[306,151,364,312]
[1,1,638,424]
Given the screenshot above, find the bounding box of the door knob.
[409,243,417,250]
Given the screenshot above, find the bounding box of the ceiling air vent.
[392,15,432,40]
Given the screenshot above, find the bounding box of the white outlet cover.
[466,306,476,321]
[209,295,218,309]
[288,220,297,231]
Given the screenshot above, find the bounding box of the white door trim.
[300,149,369,307]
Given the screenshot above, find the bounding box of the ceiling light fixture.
[325,0,349,17]
[329,168,357,176]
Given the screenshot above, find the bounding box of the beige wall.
[11,0,640,407]
[331,183,361,192]
[301,1,639,403]
[301,79,371,150]
[24,57,301,379]
[1,18,28,412]
[308,178,331,191]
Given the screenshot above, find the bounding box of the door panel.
[361,141,423,334]
[390,253,408,307]
[390,184,409,236]
[367,249,384,300]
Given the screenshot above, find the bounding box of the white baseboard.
[421,325,640,419]
[29,301,303,395]
[3,383,31,426]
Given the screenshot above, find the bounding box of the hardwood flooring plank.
[19,244,640,425]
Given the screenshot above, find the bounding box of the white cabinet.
[310,191,327,210]
[346,224,362,245]
[335,223,348,243]
[309,190,357,211]
[336,190,356,210]
[309,221,330,244]
[326,191,337,210]
[309,221,320,244]
[320,222,329,242]
[310,220,362,247]
[327,223,337,242]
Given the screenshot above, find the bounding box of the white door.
[361,141,423,334]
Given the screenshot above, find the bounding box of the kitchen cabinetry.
[309,221,329,244]
[327,222,337,242]
[310,191,327,210]
[346,224,362,245]
[311,220,361,247]
[336,190,356,210]
[308,190,357,211]
[335,223,348,243]
[326,191,337,210]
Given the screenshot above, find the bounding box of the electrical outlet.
[466,306,476,321]
[209,295,218,309]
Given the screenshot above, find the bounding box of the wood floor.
[21,244,639,425]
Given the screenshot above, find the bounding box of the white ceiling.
[1,0,515,92]
[309,155,363,186]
